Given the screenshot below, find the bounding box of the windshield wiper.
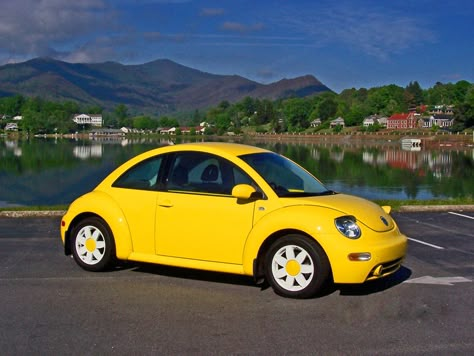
[279,190,337,197]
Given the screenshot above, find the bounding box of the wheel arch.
[251,228,333,284]
[65,212,108,255]
[62,191,133,260]
[243,206,338,278]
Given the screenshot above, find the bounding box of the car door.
[155,151,257,264]
[110,155,163,255]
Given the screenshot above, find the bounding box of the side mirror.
[231,184,262,200]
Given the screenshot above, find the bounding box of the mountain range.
[0,58,331,115]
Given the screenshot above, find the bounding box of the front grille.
[366,258,403,280]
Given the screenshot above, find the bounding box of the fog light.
[372,265,383,276]
[348,252,371,261]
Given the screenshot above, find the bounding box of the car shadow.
[127,262,257,288]
[116,262,412,298]
[335,266,412,296]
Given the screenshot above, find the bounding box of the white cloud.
[221,22,265,34]
[0,0,114,62]
[274,2,436,60]
[200,8,225,17]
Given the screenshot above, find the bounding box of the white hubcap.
[75,225,106,265]
[271,245,315,291]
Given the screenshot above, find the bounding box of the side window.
[166,152,256,195]
[233,166,254,186]
[113,156,163,190]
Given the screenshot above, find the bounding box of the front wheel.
[265,235,330,298]
[71,217,116,272]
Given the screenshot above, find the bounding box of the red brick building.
[386,112,419,129]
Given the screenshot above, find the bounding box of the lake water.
[0,135,473,207]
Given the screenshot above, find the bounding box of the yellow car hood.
[285,193,395,232]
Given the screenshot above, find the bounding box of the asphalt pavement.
[0,210,473,354]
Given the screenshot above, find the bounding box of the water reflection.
[253,141,473,201]
[0,136,472,207]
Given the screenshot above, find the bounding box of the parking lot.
[0,211,473,354]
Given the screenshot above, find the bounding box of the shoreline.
[246,131,474,149]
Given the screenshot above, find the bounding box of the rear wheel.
[265,234,330,298]
[71,217,116,272]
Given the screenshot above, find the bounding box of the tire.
[71,217,116,272]
[264,234,330,299]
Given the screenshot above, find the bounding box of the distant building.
[310,118,322,127]
[421,114,455,129]
[430,105,454,115]
[363,116,377,127]
[5,122,19,131]
[330,117,345,128]
[377,116,388,127]
[89,128,125,136]
[159,126,206,135]
[73,114,103,127]
[363,115,388,127]
[387,113,419,129]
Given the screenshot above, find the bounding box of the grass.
[374,197,474,211]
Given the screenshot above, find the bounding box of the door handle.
[158,200,173,207]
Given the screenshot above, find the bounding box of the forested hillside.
[1,80,473,134]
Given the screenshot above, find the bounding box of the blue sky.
[0,0,472,92]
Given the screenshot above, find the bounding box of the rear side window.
[113,156,163,190]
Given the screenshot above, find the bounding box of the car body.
[60,142,407,298]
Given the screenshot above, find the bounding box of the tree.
[133,116,157,130]
[318,96,338,121]
[345,104,366,126]
[115,104,128,121]
[158,116,179,127]
[86,105,103,114]
[366,85,405,115]
[283,98,311,130]
[1,95,25,116]
[191,110,202,125]
[453,87,474,131]
[404,81,424,108]
[254,99,275,125]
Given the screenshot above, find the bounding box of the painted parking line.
[407,237,445,250]
[404,276,472,285]
[448,212,474,220]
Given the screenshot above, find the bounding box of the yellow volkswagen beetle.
[60,142,407,298]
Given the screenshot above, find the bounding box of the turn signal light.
[348,252,371,261]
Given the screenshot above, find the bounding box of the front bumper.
[328,230,407,284]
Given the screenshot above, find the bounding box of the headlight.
[335,216,361,239]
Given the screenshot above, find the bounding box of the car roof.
[153,141,270,157]
[97,142,271,187]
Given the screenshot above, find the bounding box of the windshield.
[239,152,334,197]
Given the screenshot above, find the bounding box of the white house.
[363,115,388,128]
[310,118,322,127]
[330,117,345,128]
[377,116,388,127]
[422,114,455,128]
[5,122,19,131]
[73,114,103,127]
[363,116,377,127]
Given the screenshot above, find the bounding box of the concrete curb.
[0,210,66,218]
